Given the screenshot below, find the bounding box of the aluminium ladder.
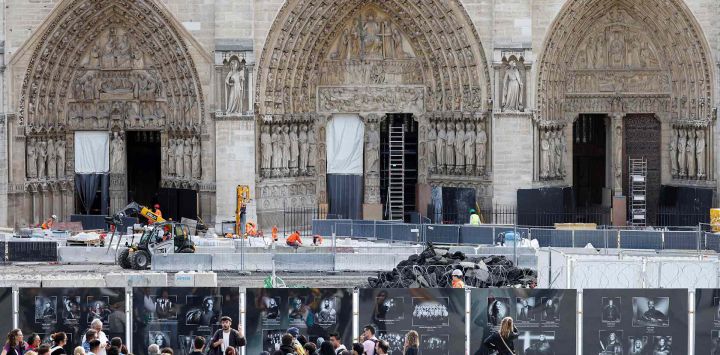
[387,125,405,220]
[629,158,647,227]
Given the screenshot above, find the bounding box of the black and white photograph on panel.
[487,297,511,326]
[185,295,221,326]
[377,332,407,355]
[519,331,554,355]
[516,297,537,323]
[19,288,126,354]
[598,330,624,355]
[471,289,576,355]
[360,289,465,355]
[583,289,687,355]
[412,297,449,327]
[61,296,81,325]
[692,289,720,354]
[632,297,670,327]
[131,288,239,355]
[35,296,57,324]
[86,296,112,325]
[245,289,353,355]
[420,334,449,355]
[602,297,622,323]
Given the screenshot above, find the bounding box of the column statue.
[111,132,125,174]
[175,137,184,178]
[547,131,557,178]
[281,125,291,176]
[464,123,476,175]
[677,129,687,177]
[696,129,706,178]
[554,130,565,177]
[47,139,57,179]
[686,129,696,178]
[260,125,273,176]
[476,125,487,174]
[365,122,380,175]
[289,124,300,176]
[502,60,524,112]
[191,137,201,180]
[308,125,317,172]
[540,131,550,179]
[669,128,678,178]
[271,126,283,177]
[167,139,176,176]
[27,138,38,179]
[426,122,437,173]
[183,139,192,179]
[435,122,446,173]
[298,124,309,175]
[38,140,48,179]
[445,123,456,172]
[56,140,65,179]
[454,122,465,170]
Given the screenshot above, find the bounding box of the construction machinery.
[236,185,252,235]
[106,202,195,270]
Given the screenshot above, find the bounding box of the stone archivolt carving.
[260,115,316,179]
[423,112,488,177]
[537,124,566,181]
[670,123,709,180]
[256,0,490,115]
[26,135,67,181]
[166,135,202,181]
[318,86,424,113]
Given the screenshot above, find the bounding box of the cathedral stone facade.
[0,0,717,227]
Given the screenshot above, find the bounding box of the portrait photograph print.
[288,296,309,325]
[317,297,338,325]
[412,297,449,327]
[632,297,670,327]
[373,292,405,322]
[86,296,111,324]
[263,329,285,353]
[651,336,672,354]
[377,332,406,355]
[541,297,560,322]
[598,330,623,355]
[516,297,537,322]
[185,295,221,326]
[520,331,555,355]
[62,296,81,324]
[711,330,720,354]
[420,334,449,355]
[487,297,511,326]
[149,330,172,349]
[152,290,178,321]
[35,296,57,324]
[261,296,281,321]
[602,297,622,323]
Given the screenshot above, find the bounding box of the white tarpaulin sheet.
[326,114,364,175]
[74,131,109,173]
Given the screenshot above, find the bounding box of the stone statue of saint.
[454,122,465,170]
[175,138,184,178]
[271,126,283,176]
[307,125,317,170]
[435,122,446,173]
[299,124,309,175]
[261,126,273,175]
[669,128,678,178]
[464,123,476,174]
[554,131,565,177]
[502,60,523,112]
[696,129,706,178]
[191,137,201,179]
[426,122,437,172]
[56,140,65,179]
[476,125,487,173]
[677,129,687,177]
[27,138,38,179]
[225,58,245,114]
[47,139,56,179]
[540,131,551,179]
[289,124,300,174]
[548,131,557,178]
[686,130,696,178]
[167,139,176,176]
[111,132,125,174]
[445,123,456,171]
[183,139,192,179]
[365,123,380,175]
[281,125,291,175]
[38,140,48,179]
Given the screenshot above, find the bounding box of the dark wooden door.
[623,114,661,225]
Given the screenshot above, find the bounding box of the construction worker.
[451,269,465,288]
[312,235,324,246]
[271,226,279,243]
[245,221,257,237]
[148,204,162,224]
[469,209,481,225]
[286,231,303,249]
[41,215,57,230]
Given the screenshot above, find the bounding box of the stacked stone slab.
[367,244,536,288]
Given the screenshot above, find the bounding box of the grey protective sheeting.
[327,174,363,220]
[75,173,107,214]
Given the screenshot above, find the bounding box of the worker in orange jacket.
[286,231,303,249]
[41,215,57,230]
[271,226,279,242]
[451,269,465,288]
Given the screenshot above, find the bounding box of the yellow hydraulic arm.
[139,206,165,224]
[236,185,251,235]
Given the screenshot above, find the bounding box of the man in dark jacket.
[209,316,246,355]
[279,334,297,355]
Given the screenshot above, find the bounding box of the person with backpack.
[483,317,518,355]
[2,330,26,355]
[359,325,378,355]
[49,333,67,355]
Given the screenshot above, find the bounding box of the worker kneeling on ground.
[245,222,258,237]
[469,209,481,225]
[286,231,303,249]
[451,269,465,288]
[41,215,57,230]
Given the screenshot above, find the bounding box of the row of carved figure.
[26,137,66,180]
[260,123,317,178]
[166,137,202,180]
[426,121,487,175]
[539,128,567,180]
[669,127,706,179]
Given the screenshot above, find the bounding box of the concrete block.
[211,253,243,271]
[193,272,218,287]
[274,253,333,272]
[105,273,168,287]
[174,272,195,286]
[151,253,213,272]
[0,275,42,288]
[43,275,106,287]
[58,247,116,264]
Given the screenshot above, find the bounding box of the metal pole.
[126,288,132,352]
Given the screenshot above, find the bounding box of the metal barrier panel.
[459,226,495,245]
[549,230,574,247]
[573,230,607,248]
[390,223,420,242]
[529,228,552,247]
[619,230,663,249]
[664,231,699,250]
[705,232,720,252]
[424,225,460,244]
[351,220,376,238]
[0,241,5,263]
[493,227,530,245]
[7,240,58,262]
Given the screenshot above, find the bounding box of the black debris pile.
[367,243,536,288]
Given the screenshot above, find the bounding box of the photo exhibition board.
[132,288,240,355]
[359,288,465,355]
[583,289,688,355]
[693,289,720,354]
[245,288,353,355]
[18,288,126,352]
[0,288,12,339]
[470,289,577,355]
